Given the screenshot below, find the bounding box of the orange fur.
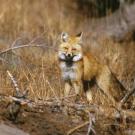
[58,32,126,104]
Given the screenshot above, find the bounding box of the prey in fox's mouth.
[59,52,82,67]
[58,52,82,62]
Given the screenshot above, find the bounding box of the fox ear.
[61,32,69,42]
[76,32,83,43]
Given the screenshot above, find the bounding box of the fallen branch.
[6,70,30,121]
[67,111,96,135]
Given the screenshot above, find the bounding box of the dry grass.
[0,0,83,40]
[0,0,134,107]
[0,0,81,103]
[0,1,134,135]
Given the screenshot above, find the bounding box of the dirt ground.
[0,99,89,135]
[0,98,135,135]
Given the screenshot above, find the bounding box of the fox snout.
[67,53,71,57]
[65,53,74,61]
[65,52,73,58]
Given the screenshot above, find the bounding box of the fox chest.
[60,62,77,81]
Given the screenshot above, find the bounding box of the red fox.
[58,32,126,104]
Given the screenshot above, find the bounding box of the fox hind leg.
[96,70,117,105]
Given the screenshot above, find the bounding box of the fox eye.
[72,48,76,51]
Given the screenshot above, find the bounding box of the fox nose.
[67,54,71,57]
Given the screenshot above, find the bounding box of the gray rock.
[0,123,29,135]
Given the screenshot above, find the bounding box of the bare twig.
[0,32,58,65]
[0,44,58,55]
[8,96,32,106]
[11,37,24,48]
[28,30,48,44]
[87,112,96,135]
[7,70,20,95]
[67,121,89,135]
[8,30,47,48]
[120,88,135,106]
[120,79,135,105]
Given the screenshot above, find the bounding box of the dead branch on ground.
[67,121,89,135]
[67,111,96,135]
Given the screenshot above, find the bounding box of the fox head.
[58,32,83,62]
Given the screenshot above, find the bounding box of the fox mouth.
[59,52,82,62]
[65,55,74,62]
